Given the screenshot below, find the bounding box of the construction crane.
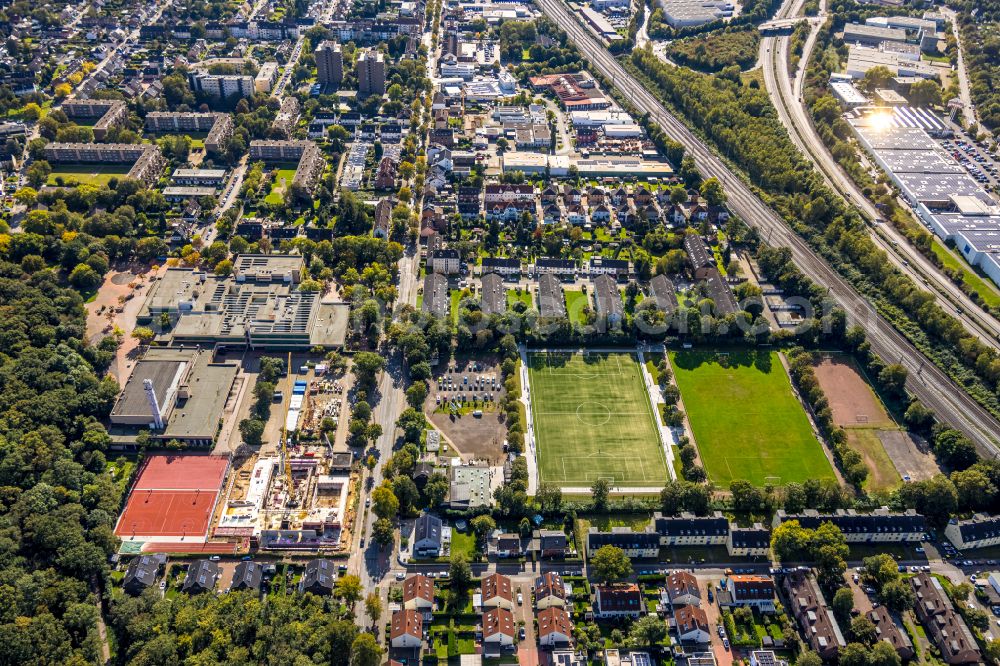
[279,351,293,506]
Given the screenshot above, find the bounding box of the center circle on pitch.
[576,402,612,426]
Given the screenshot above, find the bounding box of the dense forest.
[0,248,123,664]
[109,590,375,665]
[665,27,761,71]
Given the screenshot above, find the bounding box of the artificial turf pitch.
[669,350,835,486]
[528,352,667,488]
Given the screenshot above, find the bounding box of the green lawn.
[846,428,901,493]
[449,530,478,559]
[564,290,589,325]
[46,164,131,187]
[528,352,667,488]
[931,239,1000,308]
[264,166,299,205]
[669,350,834,486]
[506,289,532,309]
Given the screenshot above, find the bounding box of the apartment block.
[145,112,233,154]
[315,41,344,85]
[63,99,128,140]
[43,142,165,187]
[773,508,926,542]
[188,72,256,99]
[357,50,386,96]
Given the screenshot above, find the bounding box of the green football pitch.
[669,350,835,486]
[528,352,668,488]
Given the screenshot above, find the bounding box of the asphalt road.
[535,0,1000,455]
[759,0,1000,350]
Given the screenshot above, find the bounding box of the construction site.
[212,355,359,553]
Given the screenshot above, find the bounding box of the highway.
[759,0,1000,350]
[534,0,1000,454]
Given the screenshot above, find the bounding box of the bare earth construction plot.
[670,350,835,486]
[528,351,668,488]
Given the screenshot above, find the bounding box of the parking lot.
[938,136,1000,192]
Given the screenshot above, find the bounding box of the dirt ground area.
[878,430,940,482]
[813,357,894,428]
[85,264,166,381]
[425,357,507,462]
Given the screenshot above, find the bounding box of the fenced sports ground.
[528,351,668,488]
[669,349,835,486]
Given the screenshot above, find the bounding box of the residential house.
[591,204,612,224]
[783,571,846,661]
[390,609,423,649]
[704,269,739,316]
[666,572,701,607]
[773,508,926,543]
[593,274,624,329]
[374,156,397,190]
[482,607,516,646]
[868,605,915,661]
[431,248,461,275]
[594,583,644,619]
[684,234,715,280]
[299,559,336,595]
[491,533,525,559]
[534,258,577,278]
[403,574,435,611]
[648,274,677,317]
[481,573,515,611]
[535,572,568,610]
[541,185,559,205]
[537,529,569,558]
[482,257,521,278]
[414,513,446,557]
[587,527,659,558]
[484,183,535,204]
[374,198,393,239]
[653,512,729,546]
[230,561,263,592]
[911,573,981,664]
[422,273,450,320]
[663,203,687,226]
[945,514,1000,550]
[538,607,573,647]
[123,554,166,595]
[563,185,582,205]
[182,560,220,594]
[590,258,630,278]
[481,272,506,316]
[727,524,771,557]
[749,651,786,666]
[675,604,711,643]
[718,575,776,613]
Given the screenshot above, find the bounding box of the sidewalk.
[637,345,678,482]
[519,344,539,496]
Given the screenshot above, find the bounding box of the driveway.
[515,579,539,666]
[698,575,733,666]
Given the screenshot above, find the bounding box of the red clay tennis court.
[132,454,229,491]
[115,455,229,539]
